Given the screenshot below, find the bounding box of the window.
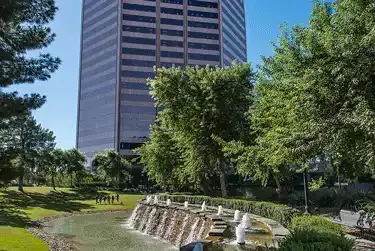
[120,142,144,150]
[161,7,183,15]
[161,51,184,58]
[123,36,156,45]
[188,21,218,29]
[161,29,183,37]
[161,40,183,47]
[122,48,156,56]
[188,42,219,51]
[188,53,220,61]
[123,15,156,23]
[188,10,218,19]
[188,31,219,40]
[123,3,156,12]
[188,0,218,8]
[161,18,183,26]
[123,25,156,34]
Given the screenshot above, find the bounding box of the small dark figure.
[95,194,99,204]
[116,193,119,202]
[103,196,107,203]
[111,195,115,204]
[107,195,111,204]
[99,195,103,204]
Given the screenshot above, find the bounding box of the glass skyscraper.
[77,0,247,166]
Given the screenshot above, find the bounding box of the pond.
[43,211,273,251]
[43,211,178,251]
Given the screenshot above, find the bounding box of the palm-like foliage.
[92,149,130,187]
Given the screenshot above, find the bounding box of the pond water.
[43,211,177,251]
[43,211,273,251]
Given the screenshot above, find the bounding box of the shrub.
[159,194,302,227]
[291,216,345,236]
[277,230,354,251]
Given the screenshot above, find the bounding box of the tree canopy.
[224,0,375,186]
[0,0,61,124]
[140,63,254,197]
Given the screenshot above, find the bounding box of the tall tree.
[0,114,55,191]
[41,148,64,190]
[64,148,86,187]
[145,63,254,197]
[0,0,61,124]
[139,123,185,191]
[92,149,130,188]
[231,0,375,185]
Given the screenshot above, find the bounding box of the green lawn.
[0,186,144,251]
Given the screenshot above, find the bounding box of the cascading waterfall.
[186,217,201,244]
[128,204,140,226]
[144,207,157,234]
[176,214,190,245]
[129,202,210,246]
[156,210,168,236]
[197,220,207,239]
[165,210,179,240]
[138,206,152,232]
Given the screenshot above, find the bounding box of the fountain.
[166,199,171,206]
[146,195,151,204]
[154,195,158,204]
[217,206,223,216]
[201,201,206,212]
[234,210,241,222]
[184,201,189,208]
[236,225,246,245]
[241,213,252,229]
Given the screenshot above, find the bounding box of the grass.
[0,186,144,251]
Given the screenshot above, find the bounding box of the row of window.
[122,15,218,28]
[120,142,144,150]
[121,47,220,60]
[122,25,218,40]
[141,0,219,8]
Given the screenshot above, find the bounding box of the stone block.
[209,228,226,236]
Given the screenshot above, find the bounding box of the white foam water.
[186,218,201,245]
[128,204,141,227]
[156,210,168,236]
[197,220,206,239]
[165,211,178,240]
[144,207,157,234]
[176,214,190,245]
[138,207,152,231]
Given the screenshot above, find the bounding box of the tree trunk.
[18,174,24,193]
[202,177,210,196]
[70,173,73,188]
[219,170,228,198]
[274,175,282,200]
[52,174,56,190]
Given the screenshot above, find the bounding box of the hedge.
[277,230,354,251]
[291,215,345,236]
[159,194,302,227]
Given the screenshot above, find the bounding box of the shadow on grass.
[0,189,98,228]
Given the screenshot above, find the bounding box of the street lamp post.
[303,168,309,214]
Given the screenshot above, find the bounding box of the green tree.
[145,63,254,197]
[92,149,130,188]
[41,148,65,190]
[0,0,61,124]
[139,123,185,191]
[232,0,375,186]
[63,148,86,187]
[0,114,55,191]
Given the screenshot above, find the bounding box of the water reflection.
[43,211,178,251]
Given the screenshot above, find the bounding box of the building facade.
[77,0,247,166]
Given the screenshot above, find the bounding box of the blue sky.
[12,0,314,149]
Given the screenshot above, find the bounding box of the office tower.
[77,0,247,166]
